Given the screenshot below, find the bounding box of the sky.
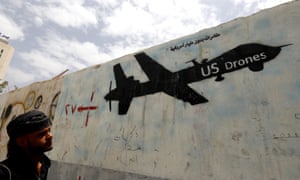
[0,0,293,90]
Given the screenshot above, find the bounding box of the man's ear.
[16,136,28,148]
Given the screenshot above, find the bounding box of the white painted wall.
[1,1,300,179]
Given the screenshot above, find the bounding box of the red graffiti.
[72,105,77,114]
[77,106,98,112]
[65,91,98,126]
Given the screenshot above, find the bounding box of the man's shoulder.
[0,159,11,168]
[0,163,11,179]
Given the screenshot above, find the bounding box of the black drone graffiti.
[105,43,292,115]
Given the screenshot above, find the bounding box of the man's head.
[6,110,53,154]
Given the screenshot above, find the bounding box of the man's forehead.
[23,126,51,137]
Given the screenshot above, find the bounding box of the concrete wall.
[1,1,300,179]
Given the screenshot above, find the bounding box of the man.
[0,110,53,180]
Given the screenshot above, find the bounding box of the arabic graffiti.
[0,91,61,124]
[49,91,61,121]
[65,91,98,127]
[105,43,291,115]
[167,33,220,51]
[34,95,43,109]
[273,133,300,139]
[0,91,61,137]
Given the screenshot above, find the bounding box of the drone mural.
[105,43,291,115]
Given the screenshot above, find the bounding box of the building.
[0,36,14,83]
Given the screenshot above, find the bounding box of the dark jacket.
[0,151,51,180]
